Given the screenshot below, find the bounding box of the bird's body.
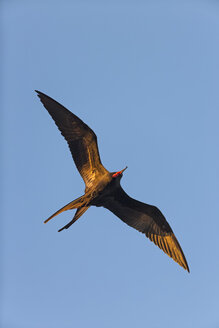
[36,91,189,272]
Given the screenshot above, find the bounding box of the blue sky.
[2,1,219,327]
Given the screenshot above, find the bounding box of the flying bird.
[36,90,189,272]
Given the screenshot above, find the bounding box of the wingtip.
[179,250,190,273]
[171,233,190,273]
[179,253,190,273]
[182,262,190,273]
[174,255,190,273]
[185,264,190,273]
[35,90,49,99]
[35,90,42,100]
[35,90,43,97]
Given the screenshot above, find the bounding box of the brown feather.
[103,186,189,272]
[36,91,108,188]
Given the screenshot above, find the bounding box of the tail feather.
[58,206,89,232]
[44,195,86,224]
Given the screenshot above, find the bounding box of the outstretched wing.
[103,187,189,272]
[36,91,108,188]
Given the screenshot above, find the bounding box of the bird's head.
[112,166,128,179]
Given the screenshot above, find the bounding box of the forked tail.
[58,206,89,232]
[44,195,87,224]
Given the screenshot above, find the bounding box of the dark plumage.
[36,90,189,272]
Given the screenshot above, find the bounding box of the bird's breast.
[89,178,119,207]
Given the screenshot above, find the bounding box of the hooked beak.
[120,166,128,174]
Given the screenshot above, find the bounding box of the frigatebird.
[36,90,189,272]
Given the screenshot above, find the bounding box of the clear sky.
[2,1,219,327]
